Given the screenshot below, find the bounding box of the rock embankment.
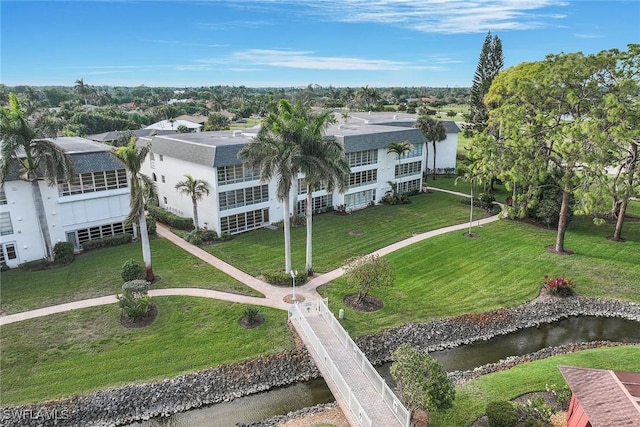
[1,297,638,427]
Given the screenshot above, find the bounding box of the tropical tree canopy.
[415,115,447,180]
[175,174,210,230]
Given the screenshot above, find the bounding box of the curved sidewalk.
[0,188,498,326]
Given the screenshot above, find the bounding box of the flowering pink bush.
[543,275,576,297]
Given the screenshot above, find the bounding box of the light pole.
[290,270,298,302]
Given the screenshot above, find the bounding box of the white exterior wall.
[1,180,130,267]
[425,134,458,172]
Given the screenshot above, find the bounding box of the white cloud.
[226,0,569,34]
[227,49,436,70]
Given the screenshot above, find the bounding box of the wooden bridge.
[288,299,410,427]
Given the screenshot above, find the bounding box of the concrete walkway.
[0,188,498,326]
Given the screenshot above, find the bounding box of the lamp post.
[290,270,298,302]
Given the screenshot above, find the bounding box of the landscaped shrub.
[147,205,194,230]
[53,242,74,264]
[520,396,554,426]
[543,275,576,297]
[184,229,229,245]
[243,306,260,323]
[19,259,51,271]
[263,270,306,287]
[117,290,151,320]
[486,401,519,427]
[81,233,133,251]
[146,216,157,235]
[184,230,203,245]
[122,279,150,297]
[121,259,143,282]
[546,383,571,410]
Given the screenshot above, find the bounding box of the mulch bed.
[343,294,384,312]
[120,303,158,328]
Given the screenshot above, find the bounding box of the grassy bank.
[0,239,262,314]
[0,296,292,405]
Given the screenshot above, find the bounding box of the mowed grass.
[432,345,640,426]
[0,296,292,405]
[0,239,262,314]
[318,212,640,336]
[205,191,490,277]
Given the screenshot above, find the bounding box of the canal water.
[128,316,640,427]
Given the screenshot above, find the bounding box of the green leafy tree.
[175,174,210,230]
[387,141,413,195]
[390,343,455,416]
[203,112,230,131]
[344,254,394,304]
[415,114,447,181]
[0,93,74,260]
[112,139,157,281]
[74,78,90,105]
[482,50,618,253]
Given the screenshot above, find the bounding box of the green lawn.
[0,238,262,314]
[318,214,640,336]
[205,191,490,277]
[0,296,292,405]
[432,345,640,426]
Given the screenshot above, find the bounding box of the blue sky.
[1,0,638,88]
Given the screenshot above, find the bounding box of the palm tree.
[238,99,308,273]
[387,141,413,196]
[298,111,349,276]
[415,115,447,181]
[74,78,88,105]
[112,139,157,281]
[0,94,75,260]
[175,174,210,230]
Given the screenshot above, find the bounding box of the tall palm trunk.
[282,193,292,273]
[432,142,437,181]
[192,197,200,230]
[305,185,313,276]
[31,180,54,260]
[139,211,154,281]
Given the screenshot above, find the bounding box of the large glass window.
[297,178,326,195]
[398,179,422,193]
[0,212,13,236]
[219,184,269,211]
[347,150,378,167]
[401,144,423,159]
[58,169,128,196]
[394,161,422,178]
[344,189,376,210]
[297,194,333,215]
[72,222,134,246]
[217,164,259,185]
[220,208,269,234]
[348,169,377,188]
[0,185,6,204]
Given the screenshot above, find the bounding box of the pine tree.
[467,32,503,134]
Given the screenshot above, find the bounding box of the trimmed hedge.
[81,233,133,251]
[147,205,194,230]
[263,270,307,287]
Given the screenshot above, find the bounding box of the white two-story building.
[139,113,460,237]
[1,137,132,267]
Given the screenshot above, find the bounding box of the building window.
[219,184,269,211]
[220,208,269,234]
[395,161,422,178]
[152,173,157,182]
[297,194,333,215]
[398,179,422,193]
[348,169,377,188]
[163,196,168,204]
[150,153,155,161]
[347,150,378,167]
[217,164,259,185]
[0,212,13,236]
[345,189,376,210]
[159,154,164,161]
[58,169,128,196]
[161,175,166,183]
[401,144,423,159]
[0,185,6,205]
[0,242,17,264]
[73,222,134,246]
[297,178,326,195]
